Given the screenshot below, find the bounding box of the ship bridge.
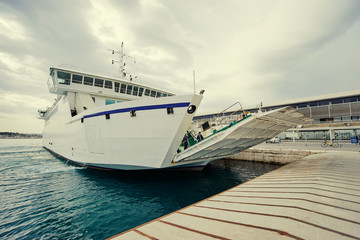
[47,66,174,101]
[39,66,176,119]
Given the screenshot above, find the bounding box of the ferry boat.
[38,44,310,170]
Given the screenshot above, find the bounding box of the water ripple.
[0,139,280,240]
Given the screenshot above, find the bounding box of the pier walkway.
[230,141,360,164]
[109,152,360,239]
[256,140,360,152]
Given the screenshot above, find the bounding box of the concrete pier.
[109,151,360,239]
[229,148,316,164]
[230,141,360,164]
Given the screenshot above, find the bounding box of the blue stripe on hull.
[83,102,190,119]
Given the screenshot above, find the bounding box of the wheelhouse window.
[133,86,138,96]
[95,78,104,87]
[139,87,144,96]
[297,103,307,108]
[72,74,82,84]
[319,100,329,106]
[331,99,343,104]
[156,92,162,98]
[345,97,358,103]
[144,89,150,96]
[105,99,116,105]
[105,80,113,89]
[150,90,156,97]
[127,85,133,95]
[84,76,94,86]
[120,84,126,94]
[163,93,168,97]
[57,71,71,85]
[114,82,120,92]
[309,102,318,107]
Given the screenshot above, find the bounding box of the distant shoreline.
[0,137,42,139]
[0,132,42,139]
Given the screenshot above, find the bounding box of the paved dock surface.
[230,141,360,164]
[109,152,360,239]
[256,140,360,152]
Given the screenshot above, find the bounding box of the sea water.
[0,139,281,240]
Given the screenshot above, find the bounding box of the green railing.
[178,113,252,153]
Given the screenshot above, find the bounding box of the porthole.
[187,105,196,114]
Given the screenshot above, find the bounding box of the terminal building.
[194,89,360,141]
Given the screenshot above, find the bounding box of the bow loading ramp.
[172,106,312,165]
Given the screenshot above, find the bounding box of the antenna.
[193,70,196,94]
[258,102,263,113]
[108,42,136,79]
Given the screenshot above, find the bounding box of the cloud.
[0,92,52,133]
[1,0,360,132]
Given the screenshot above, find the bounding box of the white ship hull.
[43,92,308,170]
[43,94,205,170]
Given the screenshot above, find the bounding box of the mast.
[119,42,124,75]
[109,42,136,79]
[193,70,196,94]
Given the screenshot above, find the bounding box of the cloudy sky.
[1,0,360,133]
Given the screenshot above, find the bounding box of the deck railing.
[215,102,247,126]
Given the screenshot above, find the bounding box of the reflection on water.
[211,158,283,182]
[0,140,281,240]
